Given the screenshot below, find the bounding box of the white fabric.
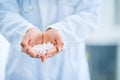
[0,0,100,80]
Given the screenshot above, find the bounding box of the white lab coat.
[0,0,100,80]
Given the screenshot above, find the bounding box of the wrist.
[26,27,41,34]
[46,27,58,32]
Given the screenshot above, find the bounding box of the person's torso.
[18,0,80,31]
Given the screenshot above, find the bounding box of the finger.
[40,46,57,62]
[26,46,39,58]
[41,54,47,62]
[37,53,42,58]
[21,36,29,52]
[45,46,58,59]
[56,35,64,52]
[56,42,64,52]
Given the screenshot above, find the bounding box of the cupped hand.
[21,27,64,62]
[41,28,64,62]
[21,27,43,58]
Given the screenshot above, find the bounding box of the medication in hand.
[32,42,54,54]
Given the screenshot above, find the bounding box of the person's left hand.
[41,28,64,62]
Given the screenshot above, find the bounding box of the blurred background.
[86,0,120,80]
[0,0,120,80]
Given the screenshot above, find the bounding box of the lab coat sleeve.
[49,0,100,46]
[0,0,35,50]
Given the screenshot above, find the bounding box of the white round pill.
[32,42,54,54]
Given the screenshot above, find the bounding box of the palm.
[27,29,43,46]
[41,28,64,62]
[21,28,64,61]
[21,28,43,58]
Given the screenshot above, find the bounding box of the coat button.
[28,6,34,11]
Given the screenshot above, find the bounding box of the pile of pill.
[32,42,54,54]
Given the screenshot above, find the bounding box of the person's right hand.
[21,27,43,58]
